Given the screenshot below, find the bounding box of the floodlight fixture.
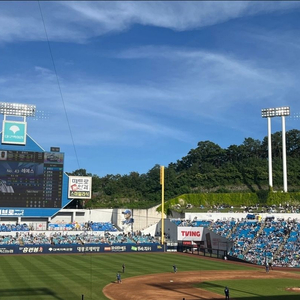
[261,106,290,192]
[0,102,36,117]
[261,106,290,118]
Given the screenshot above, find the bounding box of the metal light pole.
[261,106,290,192]
[160,166,165,246]
[281,114,288,192]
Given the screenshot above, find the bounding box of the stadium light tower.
[261,106,290,192]
[0,102,36,119]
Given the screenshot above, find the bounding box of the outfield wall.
[0,243,164,255]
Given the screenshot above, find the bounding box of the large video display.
[0,150,64,208]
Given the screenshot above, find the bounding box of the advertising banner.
[68,176,92,199]
[0,243,164,255]
[177,227,204,241]
[0,246,15,254]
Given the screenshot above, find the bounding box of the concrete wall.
[131,205,162,231]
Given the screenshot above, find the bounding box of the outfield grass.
[0,253,296,300]
[198,278,300,299]
[0,253,249,300]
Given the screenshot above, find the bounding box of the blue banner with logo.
[0,243,164,255]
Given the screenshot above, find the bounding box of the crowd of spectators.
[209,219,236,238]
[209,217,300,267]
[0,220,158,246]
[172,215,300,268]
[0,231,159,246]
[3,214,300,267]
[0,221,118,232]
[228,220,262,260]
[48,221,117,232]
[171,218,211,227]
[0,223,29,232]
[241,219,286,265]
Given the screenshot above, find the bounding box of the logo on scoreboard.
[2,120,26,145]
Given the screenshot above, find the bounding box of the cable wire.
[38,1,81,169]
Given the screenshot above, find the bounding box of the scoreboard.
[0,150,64,208]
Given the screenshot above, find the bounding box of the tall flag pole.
[160,166,165,245]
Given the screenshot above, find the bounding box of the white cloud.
[0,41,298,150]
[117,45,287,84]
[114,45,295,113]
[63,1,300,32]
[0,2,300,43]
[0,70,194,147]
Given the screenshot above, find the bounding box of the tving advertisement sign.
[177,227,204,241]
[2,120,27,145]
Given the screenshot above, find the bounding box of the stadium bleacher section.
[0,231,159,246]
[171,215,300,268]
[0,223,29,232]
[2,212,300,267]
[48,221,117,232]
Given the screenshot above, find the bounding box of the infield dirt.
[103,268,300,300]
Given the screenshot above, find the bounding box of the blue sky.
[0,1,300,176]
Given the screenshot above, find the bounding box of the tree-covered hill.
[67,129,300,209]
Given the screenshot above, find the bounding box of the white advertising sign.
[177,227,204,241]
[68,176,92,199]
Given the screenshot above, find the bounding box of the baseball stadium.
[1,103,300,300]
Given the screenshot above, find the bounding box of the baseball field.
[1,252,300,300]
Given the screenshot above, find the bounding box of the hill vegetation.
[67,129,300,209]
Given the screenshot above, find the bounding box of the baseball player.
[224,286,229,299]
[116,272,122,284]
